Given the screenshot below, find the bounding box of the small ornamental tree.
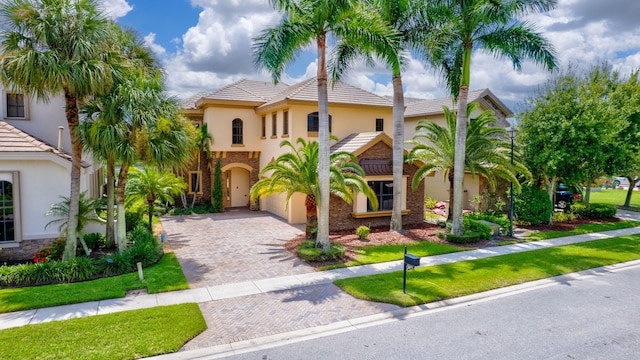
[512,185,553,226]
[212,158,223,213]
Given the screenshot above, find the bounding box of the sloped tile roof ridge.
[269,77,317,102]
[0,121,72,161]
[181,91,210,109]
[330,131,384,154]
[405,88,490,117]
[205,79,290,103]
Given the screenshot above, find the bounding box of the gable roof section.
[0,121,73,163]
[197,79,290,107]
[330,132,392,157]
[259,77,392,110]
[405,89,513,118]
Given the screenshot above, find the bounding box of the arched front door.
[224,168,251,207]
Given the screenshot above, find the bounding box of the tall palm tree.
[250,138,378,243]
[126,167,186,231]
[426,0,557,235]
[253,0,397,251]
[45,192,103,256]
[0,0,114,261]
[191,123,213,208]
[406,102,530,220]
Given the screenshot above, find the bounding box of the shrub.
[83,233,105,250]
[125,209,144,233]
[212,158,224,213]
[99,251,134,276]
[465,213,510,235]
[571,203,616,219]
[0,257,98,287]
[127,224,163,267]
[297,241,345,262]
[355,226,370,239]
[463,218,493,240]
[552,211,575,223]
[513,185,552,225]
[424,197,438,210]
[445,232,482,244]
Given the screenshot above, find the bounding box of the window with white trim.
[368,180,393,211]
[3,92,28,119]
[0,172,19,242]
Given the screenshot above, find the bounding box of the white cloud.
[100,0,133,19]
[143,33,166,56]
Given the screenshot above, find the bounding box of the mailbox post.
[403,246,420,294]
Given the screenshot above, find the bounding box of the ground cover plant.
[523,220,640,241]
[335,234,640,307]
[0,303,206,360]
[0,252,188,313]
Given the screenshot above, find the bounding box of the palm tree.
[191,123,213,208]
[426,0,557,235]
[126,167,186,231]
[250,138,378,243]
[332,0,443,232]
[253,0,397,251]
[406,102,530,220]
[45,192,103,256]
[0,0,114,261]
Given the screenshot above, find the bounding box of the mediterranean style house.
[0,86,104,261]
[181,78,512,230]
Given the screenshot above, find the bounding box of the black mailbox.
[404,253,420,267]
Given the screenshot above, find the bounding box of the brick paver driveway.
[161,208,313,288]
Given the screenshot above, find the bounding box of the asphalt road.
[223,263,640,360]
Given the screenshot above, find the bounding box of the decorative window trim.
[188,171,203,195]
[2,90,29,120]
[232,118,243,145]
[0,171,21,244]
[351,175,409,217]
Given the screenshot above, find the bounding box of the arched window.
[307,112,332,133]
[232,118,243,145]
[0,180,14,242]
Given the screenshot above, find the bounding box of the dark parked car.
[555,184,582,209]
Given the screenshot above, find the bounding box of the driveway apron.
[161,208,313,288]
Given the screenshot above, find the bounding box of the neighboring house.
[182,78,512,229]
[0,88,104,261]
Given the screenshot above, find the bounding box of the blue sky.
[102,0,640,111]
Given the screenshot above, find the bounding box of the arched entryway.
[221,163,253,208]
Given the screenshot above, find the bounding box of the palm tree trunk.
[316,32,331,251]
[62,93,81,262]
[116,162,130,252]
[390,73,404,232]
[447,170,455,222]
[305,194,318,241]
[546,177,557,225]
[105,163,116,248]
[191,152,201,208]
[451,46,472,236]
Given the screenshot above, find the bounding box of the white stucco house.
[0,87,103,261]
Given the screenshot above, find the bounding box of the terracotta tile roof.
[259,77,392,109]
[405,89,513,118]
[0,121,72,162]
[359,158,393,176]
[205,79,290,102]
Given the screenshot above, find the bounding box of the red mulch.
[518,217,620,232]
[284,222,487,268]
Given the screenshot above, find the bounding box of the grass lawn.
[335,234,640,307]
[321,242,466,270]
[0,252,188,314]
[589,189,640,208]
[0,303,206,360]
[524,220,640,241]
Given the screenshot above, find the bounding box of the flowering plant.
[33,239,65,263]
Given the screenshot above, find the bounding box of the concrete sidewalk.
[2,225,639,332]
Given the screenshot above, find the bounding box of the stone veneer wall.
[213,151,260,209]
[0,238,58,262]
[328,141,425,231]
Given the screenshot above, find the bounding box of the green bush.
[355,226,370,239]
[98,251,134,276]
[463,218,493,240]
[465,213,510,235]
[445,232,482,244]
[0,257,98,287]
[513,185,553,225]
[83,233,105,250]
[297,241,346,262]
[424,197,438,210]
[570,203,616,219]
[552,211,575,223]
[125,209,144,233]
[127,224,163,267]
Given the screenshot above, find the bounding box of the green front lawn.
[335,234,640,307]
[589,189,639,207]
[0,252,189,313]
[524,220,640,241]
[321,241,466,270]
[0,303,206,360]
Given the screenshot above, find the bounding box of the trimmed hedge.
[464,213,510,235]
[445,232,482,244]
[297,241,346,262]
[0,225,163,288]
[513,185,553,225]
[570,203,617,219]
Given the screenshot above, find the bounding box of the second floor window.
[376,118,384,132]
[272,113,277,136]
[232,118,243,144]
[6,93,25,118]
[261,116,266,138]
[307,112,332,133]
[283,111,289,135]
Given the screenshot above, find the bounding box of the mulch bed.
[517,217,620,232]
